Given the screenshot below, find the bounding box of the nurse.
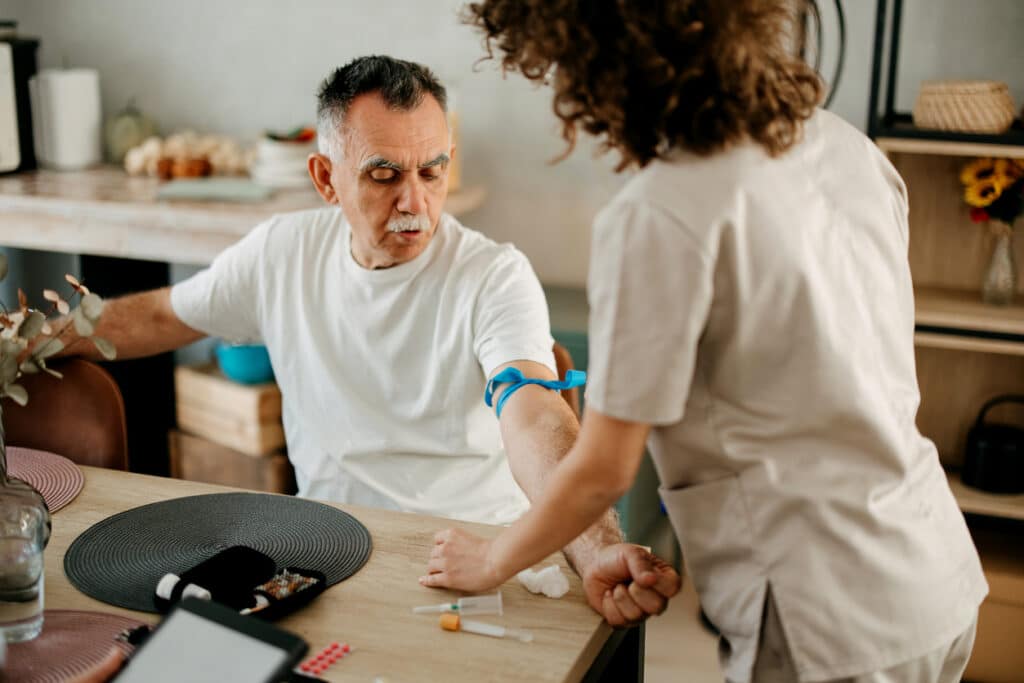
[422,2,988,681]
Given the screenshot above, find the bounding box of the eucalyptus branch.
[0,264,116,407]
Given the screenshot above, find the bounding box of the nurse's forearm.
[491,409,648,583]
[498,380,624,574]
[489,444,632,582]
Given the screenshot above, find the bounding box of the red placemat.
[7,446,84,512]
[5,610,146,682]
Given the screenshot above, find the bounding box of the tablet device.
[115,597,308,683]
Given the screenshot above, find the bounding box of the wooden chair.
[3,359,129,470]
[552,342,581,419]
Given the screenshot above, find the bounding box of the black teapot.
[962,395,1024,494]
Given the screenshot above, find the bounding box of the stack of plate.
[249,137,315,189]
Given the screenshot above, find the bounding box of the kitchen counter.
[0,166,486,265]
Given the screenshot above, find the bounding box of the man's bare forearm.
[61,287,204,360]
[498,379,625,575]
[562,507,625,575]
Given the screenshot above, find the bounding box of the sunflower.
[995,158,1024,185]
[965,178,1005,208]
[961,157,997,186]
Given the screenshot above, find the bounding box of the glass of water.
[0,501,46,642]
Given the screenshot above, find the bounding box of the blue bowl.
[215,343,275,385]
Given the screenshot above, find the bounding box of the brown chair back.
[552,342,581,419]
[3,359,129,470]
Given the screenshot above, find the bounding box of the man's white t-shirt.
[171,209,556,524]
[586,110,987,681]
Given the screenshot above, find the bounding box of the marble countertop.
[0,167,485,265]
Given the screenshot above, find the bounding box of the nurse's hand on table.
[420,527,503,593]
[581,543,681,628]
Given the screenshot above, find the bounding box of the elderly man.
[61,56,679,625]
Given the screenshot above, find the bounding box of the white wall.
[2,0,1024,287]
[4,0,621,286]
[896,0,1024,112]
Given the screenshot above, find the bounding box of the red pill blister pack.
[297,641,351,677]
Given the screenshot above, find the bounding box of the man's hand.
[582,543,681,627]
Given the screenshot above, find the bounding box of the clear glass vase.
[982,227,1017,306]
[0,412,51,642]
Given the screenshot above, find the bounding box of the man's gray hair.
[316,55,448,159]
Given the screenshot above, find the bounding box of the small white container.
[250,137,315,188]
[256,137,315,164]
[29,68,102,170]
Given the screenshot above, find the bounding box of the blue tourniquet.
[484,367,587,417]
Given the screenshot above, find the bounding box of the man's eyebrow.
[419,153,450,169]
[360,156,404,173]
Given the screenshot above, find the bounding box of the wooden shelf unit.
[912,284,1024,356]
[913,331,1024,357]
[878,143,1024,479]
[875,114,1024,160]
[948,471,1024,523]
[877,136,1024,160]
[867,6,1024,677]
[915,286,1024,338]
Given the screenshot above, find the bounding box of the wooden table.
[0,167,486,265]
[44,467,639,683]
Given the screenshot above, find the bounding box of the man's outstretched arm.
[61,286,205,360]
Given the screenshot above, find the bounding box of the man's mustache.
[388,215,431,233]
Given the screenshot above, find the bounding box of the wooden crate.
[169,429,296,494]
[174,363,285,456]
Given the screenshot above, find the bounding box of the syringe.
[439,613,533,643]
[413,591,503,616]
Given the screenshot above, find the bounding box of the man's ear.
[308,153,338,204]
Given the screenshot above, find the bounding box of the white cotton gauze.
[517,564,570,599]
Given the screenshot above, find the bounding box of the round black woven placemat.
[64,492,372,612]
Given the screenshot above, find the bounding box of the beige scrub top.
[585,110,987,683]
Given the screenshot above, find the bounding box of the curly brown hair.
[464,0,824,170]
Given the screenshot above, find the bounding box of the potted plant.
[0,255,113,642]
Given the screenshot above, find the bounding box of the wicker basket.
[913,80,1017,135]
